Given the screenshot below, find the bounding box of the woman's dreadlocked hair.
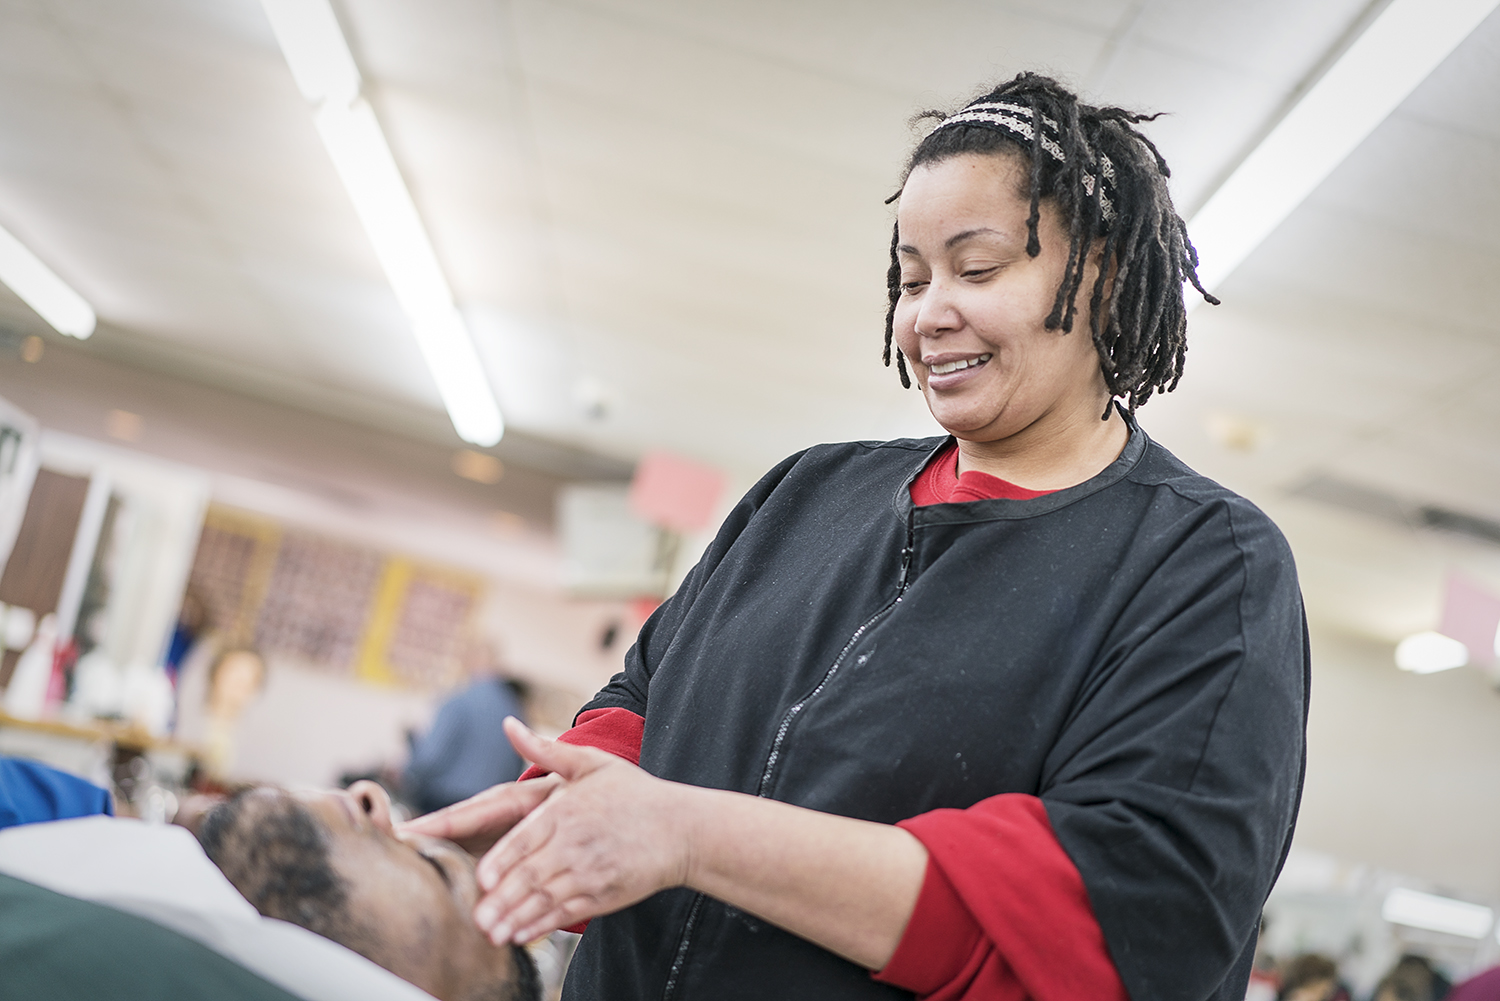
[882,72,1217,415]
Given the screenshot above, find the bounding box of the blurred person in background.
[403,638,529,816]
[1372,955,1452,1001]
[409,71,1309,1001]
[1276,954,1349,1001]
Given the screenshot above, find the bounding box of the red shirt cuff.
[518,707,645,781]
[879,794,1128,1001]
[874,856,984,994]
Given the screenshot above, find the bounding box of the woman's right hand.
[399,772,565,857]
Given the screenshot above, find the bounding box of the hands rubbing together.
[401,717,693,947]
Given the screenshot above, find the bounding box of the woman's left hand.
[472,717,696,945]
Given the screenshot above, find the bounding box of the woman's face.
[892,153,1110,443]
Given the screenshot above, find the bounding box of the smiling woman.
[404,72,1309,1001]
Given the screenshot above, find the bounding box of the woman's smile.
[924,352,993,381]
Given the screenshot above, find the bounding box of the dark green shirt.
[0,873,304,1001]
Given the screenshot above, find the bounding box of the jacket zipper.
[660,895,705,1000]
[660,526,916,1001]
[755,540,913,795]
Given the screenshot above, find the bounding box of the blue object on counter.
[0,756,113,830]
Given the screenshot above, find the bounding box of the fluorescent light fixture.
[314,100,503,445]
[1188,0,1500,300]
[257,0,360,105]
[0,221,95,339]
[1395,631,1469,674]
[1381,887,1494,939]
[257,0,503,446]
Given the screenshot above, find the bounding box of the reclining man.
[0,777,541,1001]
[201,779,542,1001]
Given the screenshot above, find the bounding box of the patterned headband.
[931,100,1118,223]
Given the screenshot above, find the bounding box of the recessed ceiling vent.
[1286,474,1500,547]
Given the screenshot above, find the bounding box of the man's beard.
[508,942,542,1001]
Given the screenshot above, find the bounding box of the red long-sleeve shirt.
[523,444,1128,1000]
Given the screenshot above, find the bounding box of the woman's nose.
[913,280,959,338]
[347,780,395,834]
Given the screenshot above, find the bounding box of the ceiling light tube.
[257,0,360,105]
[1394,631,1469,674]
[257,0,503,446]
[314,100,503,445]
[1382,887,1495,939]
[1188,0,1500,301]
[0,221,96,339]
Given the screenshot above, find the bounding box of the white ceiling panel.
[526,0,1122,103]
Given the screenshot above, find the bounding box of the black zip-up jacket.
[562,425,1309,1001]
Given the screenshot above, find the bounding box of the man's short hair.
[198,788,376,956]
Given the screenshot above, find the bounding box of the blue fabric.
[164,625,196,674]
[403,678,525,814]
[0,757,113,830]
